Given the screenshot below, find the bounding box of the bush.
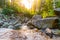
[55,0,60,8]
[1,6,15,16]
[40,0,55,18]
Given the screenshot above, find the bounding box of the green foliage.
[40,0,55,18]
[48,10,55,16]
[1,6,15,15]
[0,0,16,16]
[55,0,60,8]
[2,5,16,15]
[0,0,56,18]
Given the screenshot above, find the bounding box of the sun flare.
[9,0,11,3]
[20,0,34,9]
[9,0,41,15]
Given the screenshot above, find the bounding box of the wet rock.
[2,19,6,22]
[0,14,22,29]
[52,29,60,36]
[22,17,29,23]
[8,25,15,29]
[8,18,17,25]
[31,15,57,29]
[0,20,4,27]
[2,22,9,28]
[45,28,53,38]
[15,23,21,26]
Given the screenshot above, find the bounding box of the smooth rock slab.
[0,28,52,40]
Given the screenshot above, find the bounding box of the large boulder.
[30,15,58,28]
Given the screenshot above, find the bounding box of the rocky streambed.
[0,14,58,29]
[0,14,60,40]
